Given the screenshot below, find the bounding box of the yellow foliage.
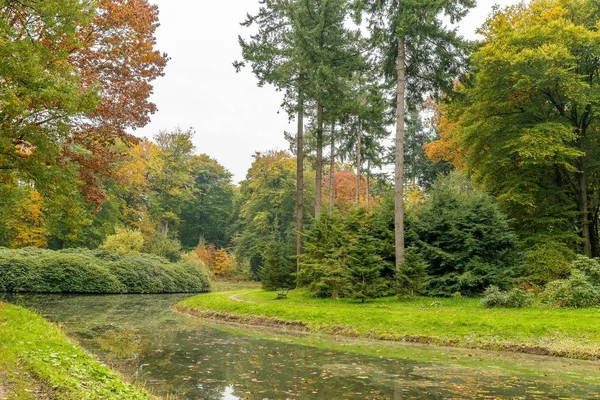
[7,190,47,248]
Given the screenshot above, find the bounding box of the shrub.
[0,247,210,294]
[481,286,534,308]
[143,230,182,262]
[101,228,144,256]
[541,270,600,308]
[523,242,574,286]
[572,255,600,285]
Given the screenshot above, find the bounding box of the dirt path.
[227,293,251,303]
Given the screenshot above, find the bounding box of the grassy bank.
[0,302,154,399]
[0,247,210,294]
[177,289,600,360]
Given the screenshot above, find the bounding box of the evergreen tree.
[396,247,428,298]
[347,226,388,302]
[354,0,476,269]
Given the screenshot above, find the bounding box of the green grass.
[177,289,600,360]
[0,302,155,399]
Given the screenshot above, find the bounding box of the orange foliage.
[326,170,378,211]
[424,102,467,170]
[195,245,238,277]
[61,0,168,207]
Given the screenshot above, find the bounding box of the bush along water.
[540,256,600,308]
[0,247,210,294]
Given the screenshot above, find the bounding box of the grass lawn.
[177,289,600,360]
[0,302,154,400]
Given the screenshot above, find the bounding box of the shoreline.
[176,290,600,361]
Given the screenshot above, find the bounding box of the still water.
[7,294,600,399]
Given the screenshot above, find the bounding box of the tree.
[408,172,519,296]
[0,0,98,185]
[432,0,600,256]
[235,0,307,279]
[233,151,308,281]
[354,0,476,269]
[179,155,236,248]
[149,128,196,233]
[396,247,428,298]
[64,0,168,207]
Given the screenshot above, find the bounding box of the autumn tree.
[440,0,600,255]
[64,0,168,206]
[354,0,476,269]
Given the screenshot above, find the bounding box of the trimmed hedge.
[0,247,210,294]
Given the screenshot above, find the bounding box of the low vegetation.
[177,289,600,360]
[0,247,210,294]
[0,302,153,399]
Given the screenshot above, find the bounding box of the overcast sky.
[138,0,523,183]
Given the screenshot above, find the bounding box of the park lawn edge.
[0,302,156,400]
[176,289,600,361]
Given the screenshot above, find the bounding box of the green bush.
[102,228,144,256]
[572,255,600,285]
[0,247,210,294]
[481,286,534,308]
[541,270,600,308]
[143,230,182,262]
[523,242,574,286]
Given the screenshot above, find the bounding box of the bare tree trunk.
[580,159,591,256]
[296,93,305,283]
[315,102,324,218]
[356,120,362,207]
[366,162,370,209]
[329,121,335,207]
[395,37,406,270]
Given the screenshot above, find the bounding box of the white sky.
[138,0,523,183]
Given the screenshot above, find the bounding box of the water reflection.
[5,294,600,399]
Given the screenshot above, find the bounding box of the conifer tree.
[354,0,476,269]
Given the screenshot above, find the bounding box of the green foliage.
[102,228,144,256]
[300,208,393,300]
[481,286,534,309]
[0,247,209,294]
[143,229,182,262]
[523,242,574,286]
[260,236,295,291]
[396,247,428,299]
[409,172,520,296]
[572,255,600,285]
[442,0,600,252]
[541,270,600,309]
[180,154,236,248]
[233,151,309,280]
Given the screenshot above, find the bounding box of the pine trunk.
[356,120,362,207]
[366,163,370,209]
[329,122,335,207]
[296,93,305,282]
[315,102,324,219]
[395,37,406,270]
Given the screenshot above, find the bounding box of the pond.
[6,294,600,399]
